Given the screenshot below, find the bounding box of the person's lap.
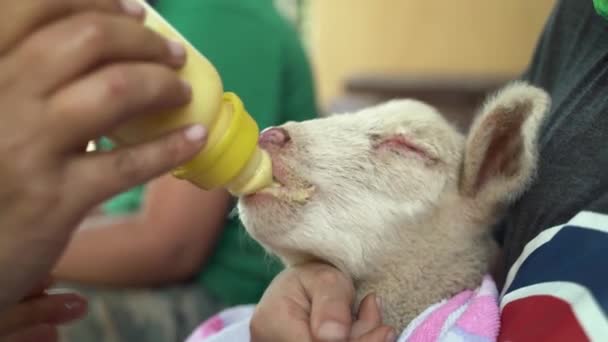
[58,281,225,342]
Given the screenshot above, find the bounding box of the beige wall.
[308,0,556,107]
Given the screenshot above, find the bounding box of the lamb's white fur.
[238,82,550,329]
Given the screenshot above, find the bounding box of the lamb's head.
[238,82,549,281]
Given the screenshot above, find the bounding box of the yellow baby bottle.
[108,0,273,196]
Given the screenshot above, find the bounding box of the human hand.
[250,263,396,342]
[0,277,87,342]
[0,0,206,307]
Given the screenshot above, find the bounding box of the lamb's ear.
[460,82,550,205]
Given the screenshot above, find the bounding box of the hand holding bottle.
[0,0,206,308]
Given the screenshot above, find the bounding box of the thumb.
[301,264,355,341]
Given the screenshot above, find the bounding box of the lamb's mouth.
[253,176,316,204]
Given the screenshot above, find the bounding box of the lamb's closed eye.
[238,82,549,329]
[372,134,439,164]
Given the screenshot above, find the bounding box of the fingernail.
[65,300,83,311]
[167,39,186,63]
[386,329,397,342]
[184,124,207,142]
[46,288,81,295]
[317,321,348,341]
[120,0,145,17]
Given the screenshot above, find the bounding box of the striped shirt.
[499,212,608,341]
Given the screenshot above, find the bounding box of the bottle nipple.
[226,147,273,196]
[170,93,273,196]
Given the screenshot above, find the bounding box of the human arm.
[53,174,231,287]
[0,0,206,308]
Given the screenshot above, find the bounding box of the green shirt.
[102,0,317,306]
[594,0,608,20]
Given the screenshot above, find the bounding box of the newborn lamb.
[238,82,550,330]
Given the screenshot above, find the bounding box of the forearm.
[53,218,194,287]
[54,175,231,288]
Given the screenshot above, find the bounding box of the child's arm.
[53,175,230,287]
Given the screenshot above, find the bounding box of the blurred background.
[276,0,556,129]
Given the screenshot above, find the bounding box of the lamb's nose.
[259,127,290,149]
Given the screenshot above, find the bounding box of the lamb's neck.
[353,222,497,330]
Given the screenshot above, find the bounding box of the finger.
[66,124,207,207]
[47,62,191,147]
[301,265,355,342]
[351,326,397,342]
[250,270,314,342]
[4,324,58,342]
[0,0,142,53]
[16,12,185,95]
[350,294,382,339]
[23,276,55,299]
[250,301,313,342]
[0,293,87,334]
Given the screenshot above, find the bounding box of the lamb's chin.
[237,204,293,243]
[241,180,316,207]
